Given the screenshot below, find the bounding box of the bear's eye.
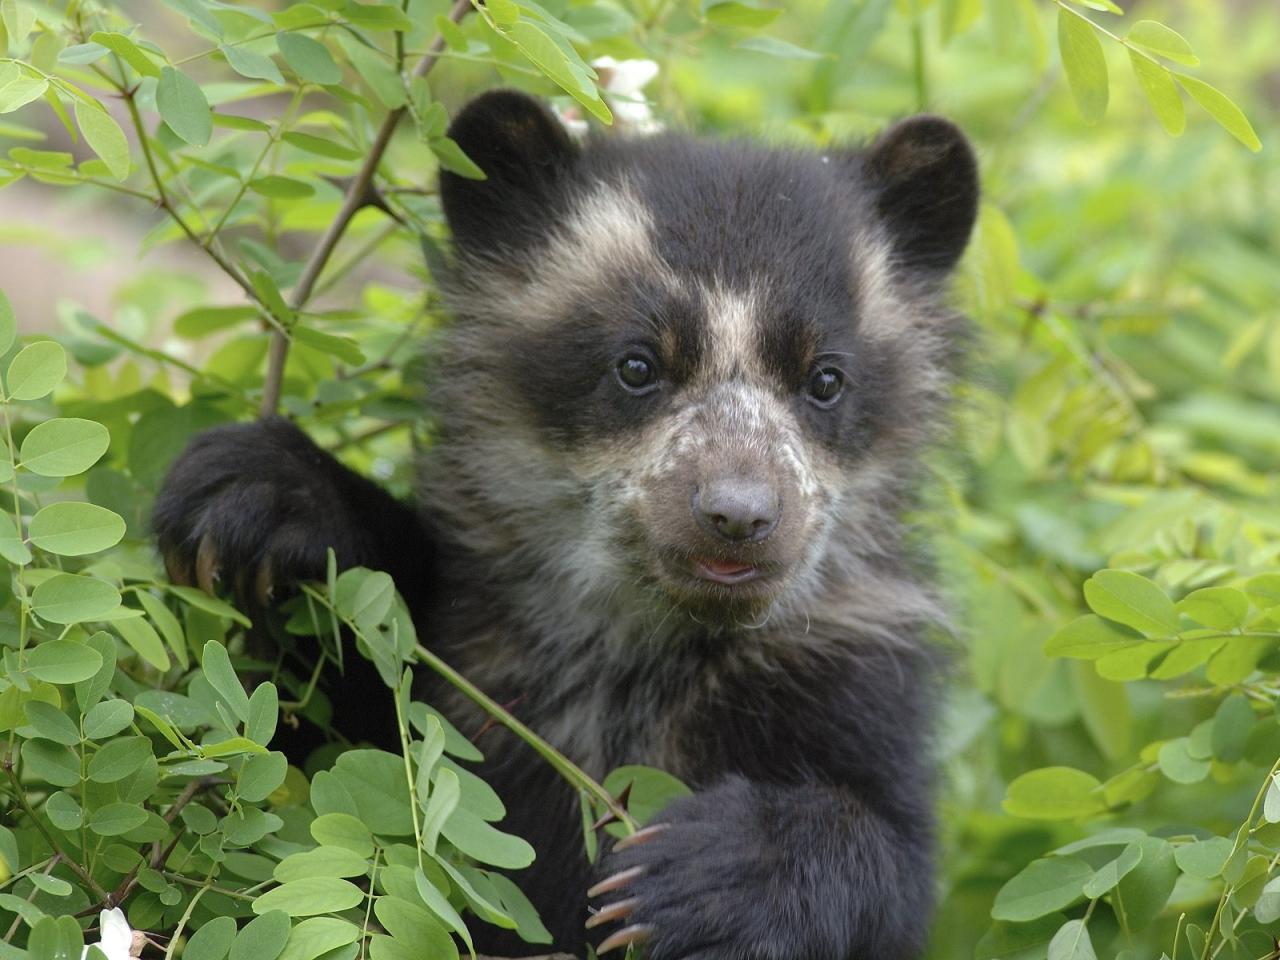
[807,367,844,407]
[616,354,658,393]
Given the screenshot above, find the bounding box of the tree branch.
[258,0,472,418]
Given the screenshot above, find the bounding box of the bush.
[0,1,1275,959]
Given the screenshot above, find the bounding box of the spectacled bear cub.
[154,91,978,960]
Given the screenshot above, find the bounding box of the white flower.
[594,56,660,98]
[82,908,141,960]
[594,57,662,133]
[559,56,662,136]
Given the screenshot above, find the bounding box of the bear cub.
[154,91,979,960]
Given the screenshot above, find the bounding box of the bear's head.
[428,92,978,633]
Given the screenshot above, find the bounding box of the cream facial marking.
[697,282,765,381]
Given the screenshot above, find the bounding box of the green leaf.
[25,639,103,684]
[116,615,171,671]
[486,0,520,26]
[174,304,260,339]
[28,502,126,556]
[238,751,288,802]
[27,872,73,897]
[373,897,455,958]
[19,417,111,477]
[170,585,253,627]
[331,749,414,835]
[1255,877,1280,925]
[252,878,365,917]
[602,765,692,826]
[1044,614,1143,659]
[23,701,81,745]
[421,765,459,855]
[1126,20,1198,66]
[275,918,361,960]
[278,33,342,85]
[1264,774,1280,823]
[1174,836,1233,878]
[0,289,14,354]
[281,132,361,160]
[1047,919,1097,960]
[89,31,163,78]
[0,68,49,114]
[1057,7,1108,124]
[1175,74,1262,152]
[1211,694,1255,763]
[1157,737,1210,784]
[704,1,781,29]
[83,699,135,739]
[157,66,213,146]
[334,32,405,109]
[1244,574,1280,610]
[246,681,279,746]
[6,340,66,400]
[87,735,153,783]
[45,791,83,831]
[231,910,291,960]
[201,640,252,722]
[1,1,36,43]
[1176,586,1249,630]
[21,738,80,786]
[440,808,535,869]
[184,916,238,960]
[1127,52,1185,136]
[88,801,149,836]
[734,36,828,60]
[1081,841,1142,897]
[249,175,315,199]
[292,326,364,364]
[250,270,295,327]
[0,512,31,565]
[1082,570,1178,637]
[136,590,188,671]
[31,574,122,624]
[222,44,285,85]
[73,101,130,180]
[414,867,472,955]
[1003,767,1107,820]
[274,847,370,883]
[505,21,611,124]
[310,813,374,858]
[340,2,413,30]
[428,136,486,180]
[991,856,1092,921]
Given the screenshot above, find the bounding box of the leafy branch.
[1052,0,1261,151]
[258,0,473,418]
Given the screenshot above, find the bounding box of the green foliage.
[0,0,1273,959]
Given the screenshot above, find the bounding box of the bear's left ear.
[440,90,580,256]
[862,115,979,275]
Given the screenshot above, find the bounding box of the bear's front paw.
[153,417,363,610]
[587,785,784,960]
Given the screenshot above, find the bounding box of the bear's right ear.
[440,91,580,256]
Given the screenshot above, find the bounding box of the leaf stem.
[2,763,109,900]
[411,643,637,832]
[258,0,472,418]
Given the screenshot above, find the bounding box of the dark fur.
[154,91,979,960]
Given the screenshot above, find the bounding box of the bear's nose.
[693,479,780,543]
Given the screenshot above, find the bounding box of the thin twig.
[258,0,472,418]
[118,87,257,300]
[2,764,109,900]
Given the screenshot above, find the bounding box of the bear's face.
[433,93,977,628]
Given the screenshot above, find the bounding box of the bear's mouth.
[691,558,762,585]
